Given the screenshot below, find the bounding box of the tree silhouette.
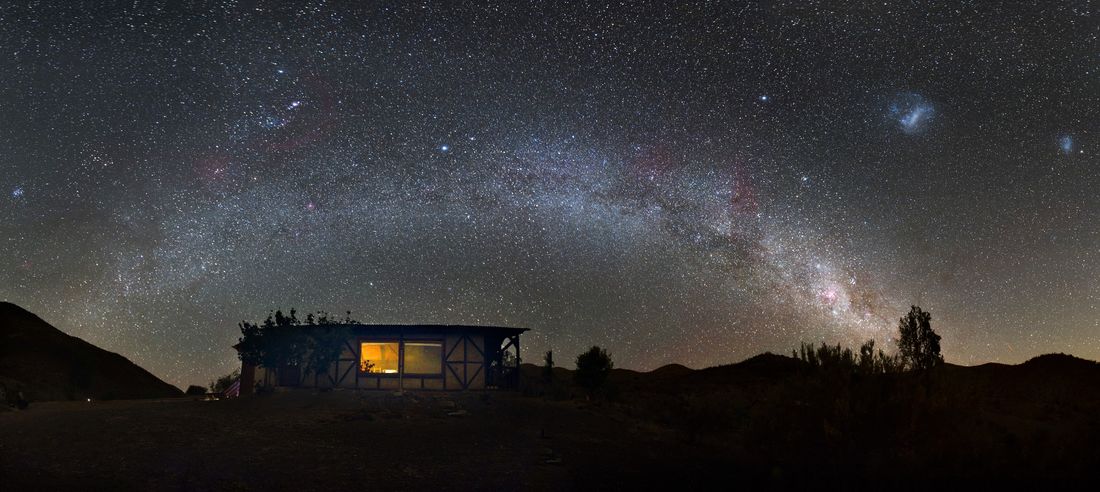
[574,346,613,391]
[896,305,942,371]
[542,350,554,383]
[304,323,352,381]
[236,320,264,366]
[237,308,359,375]
[260,309,308,370]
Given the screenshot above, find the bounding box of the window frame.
[358,340,401,377]
[356,338,446,378]
[401,340,445,377]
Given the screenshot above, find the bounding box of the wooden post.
[514,335,521,389]
[398,331,405,394]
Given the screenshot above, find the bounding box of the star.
[1,1,1096,391]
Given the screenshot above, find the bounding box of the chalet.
[235,324,528,393]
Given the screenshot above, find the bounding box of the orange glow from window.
[360,342,398,373]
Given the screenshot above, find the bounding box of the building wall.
[445,333,486,390]
[241,331,491,391]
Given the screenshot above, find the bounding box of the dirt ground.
[0,390,727,491]
[5,356,1100,490]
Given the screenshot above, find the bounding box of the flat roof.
[235,323,528,338]
[232,324,528,350]
[337,324,529,337]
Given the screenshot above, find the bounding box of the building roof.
[334,323,529,337]
[232,324,528,349]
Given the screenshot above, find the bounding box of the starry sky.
[1,1,1097,389]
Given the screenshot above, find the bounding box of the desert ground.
[3,355,1100,490]
[0,390,724,491]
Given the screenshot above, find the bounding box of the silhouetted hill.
[1021,352,1098,371]
[692,352,806,382]
[649,363,692,378]
[0,302,181,401]
[522,351,1100,483]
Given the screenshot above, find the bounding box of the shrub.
[209,368,240,394]
[185,385,207,396]
[575,346,613,392]
[793,340,901,375]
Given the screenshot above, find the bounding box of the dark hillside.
[0,302,181,402]
[521,350,1100,484]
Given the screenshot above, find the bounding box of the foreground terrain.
[3,353,1100,490]
[1,390,716,490]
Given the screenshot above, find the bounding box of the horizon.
[3,299,1093,390]
[2,2,1098,390]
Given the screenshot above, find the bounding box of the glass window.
[403,342,443,375]
[360,342,399,374]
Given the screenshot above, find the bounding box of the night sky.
[1,2,1097,389]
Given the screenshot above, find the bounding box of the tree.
[543,350,555,383]
[896,305,942,371]
[236,308,361,387]
[304,324,351,381]
[859,339,876,373]
[259,309,308,370]
[185,385,207,396]
[574,346,613,391]
[236,320,264,366]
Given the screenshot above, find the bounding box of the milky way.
[1,2,1097,388]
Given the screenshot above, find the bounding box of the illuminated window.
[403,342,443,375]
[360,342,399,374]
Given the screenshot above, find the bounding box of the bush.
[209,368,240,394]
[185,385,207,396]
[575,346,613,392]
[793,340,901,375]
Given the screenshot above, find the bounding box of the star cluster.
[1,2,1097,388]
